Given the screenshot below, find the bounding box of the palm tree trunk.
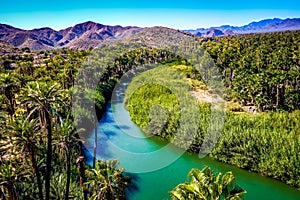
[64,147,70,200]
[30,148,43,200]
[230,68,234,87]
[44,106,52,200]
[93,121,97,168]
[8,183,19,200]
[276,84,280,109]
[5,91,14,120]
[79,161,88,200]
[78,142,88,200]
[8,96,14,118]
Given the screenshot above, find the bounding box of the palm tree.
[0,74,18,119]
[21,81,65,200]
[169,166,246,200]
[54,115,82,200]
[57,63,77,89]
[85,160,130,200]
[0,161,27,200]
[6,117,44,200]
[49,172,82,200]
[16,61,35,77]
[81,88,105,168]
[76,155,88,200]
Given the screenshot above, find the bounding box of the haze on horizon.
[1,0,300,30]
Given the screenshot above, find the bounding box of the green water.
[84,86,300,200]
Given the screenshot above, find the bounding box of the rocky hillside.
[126,26,195,48]
[0,41,18,55]
[0,21,141,50]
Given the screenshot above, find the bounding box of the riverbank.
[124,65,300,189]
[86,87,300,200]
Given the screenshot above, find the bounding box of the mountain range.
[0,18,299,50]
[0,21,141,50]
[183,18,300,36]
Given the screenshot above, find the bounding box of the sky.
[1,0,300,30]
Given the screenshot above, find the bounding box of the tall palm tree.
[21,81,65,200]
[76,155,88,200]
[169,166,246,200]
[82,88,105,168]
[0,74,18,119]
[54,115,82,200]
[85,160,130,200]
[6,117,44,200]
[57,64,77,89]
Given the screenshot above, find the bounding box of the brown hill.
[126,26,194,48]
[0,21,141,50]
[0,41,17,55]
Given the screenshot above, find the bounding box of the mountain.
[0,21,141,50]
[126,26,194,48]
[1,17,300,50]
[206,29,224,37]
[184,18,300,36]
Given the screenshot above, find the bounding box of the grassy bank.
[125,65,300,188]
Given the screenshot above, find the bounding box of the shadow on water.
[114,124,131,130]
[82,145,93,165]
[83,134,114,163]
[100,108,115,123]
[101,130,117,140]
[125,173,141,196]
[96,137,112,159]
[83,111,118,161]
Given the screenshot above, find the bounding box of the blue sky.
[1,0,300,30]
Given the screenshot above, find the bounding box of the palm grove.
[0,44,190,199]
[0,29,299,200]
[0,47,133,200]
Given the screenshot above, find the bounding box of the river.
[83,84,300,200]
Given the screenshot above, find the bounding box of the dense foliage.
[0,48,88,200]
[211,110,300,187]
[125,66,212,152]
[125,63,300,188]
[203,31,300,111]
[0,44,182,199]
[0,29,300,199]
[0,48,116,199]
[169,166,246,200]
[85,160,130,200]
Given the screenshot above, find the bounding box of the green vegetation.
[0,29,300,199]
[85,160,130,200]
[169,166,246,200]
[0,48,119,200]
[203,31,300,111]
[0,44,180,199]
[125,65,300,188]
[125,31,300,189]
[125,66,212,152]
[211,110,300,187]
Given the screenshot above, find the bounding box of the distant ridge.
[0,18,300,50]
[183,18,300,36]
[126,26,194,47]
[0,21,141,50]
